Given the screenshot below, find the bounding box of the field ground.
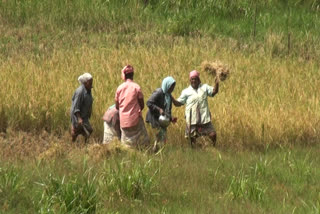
[0,130,319,213]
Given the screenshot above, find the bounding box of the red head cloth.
[189,70,200,80]
[121,65,134,80]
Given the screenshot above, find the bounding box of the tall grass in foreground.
[101,158,159,201]
[0,166,26,210]
[0,132,319,213]
[38,172,98,213]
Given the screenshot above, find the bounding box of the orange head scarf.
[189,70,200,80]
[121,65,134,80]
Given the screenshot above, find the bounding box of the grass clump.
[0,132,319,213]
[0,166,26,211]
[227,169,267,202]
[37,172,98,214]
[101,157,159,201]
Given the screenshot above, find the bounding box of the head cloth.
[78,73,93,84]
[121,65,134,80]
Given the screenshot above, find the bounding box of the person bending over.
[102,104,121,144]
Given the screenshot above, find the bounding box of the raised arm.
[212,77,219,97]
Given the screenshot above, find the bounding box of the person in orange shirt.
[115,65,149,148]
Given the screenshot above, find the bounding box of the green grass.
[0,137,319,213]
[37,172,98,213]
[103,159,159,200]
[0,0,319,59]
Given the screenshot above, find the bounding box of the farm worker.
[70,73,93,143]
[173,70,219,147]
[115,65,149,148]
[146,76,178,152]
[102,104,121,144]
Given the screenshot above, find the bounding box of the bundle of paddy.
[201,60,230,81]
[87,143,112,161]
[86,140,134,161]
[38,143,66,160]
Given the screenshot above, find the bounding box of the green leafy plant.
[227,169,267,202]
[102,158,159,200]
[37,171,98,214]
[0,166,26,209]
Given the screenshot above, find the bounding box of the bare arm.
[138,97,144,110]
[115,100,119,110]
[75,112,83,125]
[115,89,120,110]
[212,77,219,97]
[172,96,184,107]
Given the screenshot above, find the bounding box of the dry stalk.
[201,60,230,82]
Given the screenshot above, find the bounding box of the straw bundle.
[87,143,111,160]
[38,143,65,160]
[86,141,133,160]
[201,60,230,81]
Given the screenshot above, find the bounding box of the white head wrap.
[78,73,93,84]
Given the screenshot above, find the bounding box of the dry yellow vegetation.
[1,34,319,149]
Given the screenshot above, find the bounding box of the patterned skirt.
[185,122,216,139]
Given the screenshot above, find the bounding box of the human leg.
[209,131,217,146]
[82,122,93,143]
[197,122,216,146]
[153,127,167,152]
[156,127,167,143]
[71,125,79,142]
[185,124,198,148]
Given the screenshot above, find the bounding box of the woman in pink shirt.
[115,65,149,148]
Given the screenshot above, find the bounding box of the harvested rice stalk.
[201,60,230,81]
[38,143,65,160]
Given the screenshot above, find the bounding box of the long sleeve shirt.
[177,83,214,125]
[146,88,172,128]
[70,84,93,127]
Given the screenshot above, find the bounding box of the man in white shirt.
[173,70,219,147]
